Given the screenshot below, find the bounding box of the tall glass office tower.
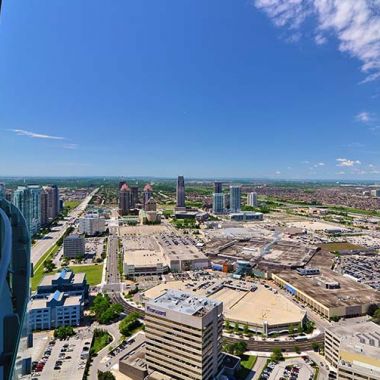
[12,186,41,237]
[229,185,241,213]
[212,193,225,214]
[0,198,31,379]
[0,184,5,199]
[176,176,186,208]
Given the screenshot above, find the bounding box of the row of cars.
[53,342,76,370]
[260,361,277,380]
[31,340,56,376]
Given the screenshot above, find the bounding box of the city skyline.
[1,1,380,179]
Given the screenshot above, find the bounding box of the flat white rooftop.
[148,289,221,316]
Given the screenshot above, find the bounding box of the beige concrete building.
[145,290,223,380]
[144,280,305,336]
[272,272,380,319]
[325,321,380,380]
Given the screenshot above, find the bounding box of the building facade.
[13,185,41,237]
[0,198,31,380]
[214,182,223,194]
[78,216,106,236]
[229,186,241,213]
[145,290,223,380]
[176,176,186,209]
[212,193,225,214]
[325,321,380,380]
[0,183,5,199]
[40,188,49,227]
[37,268,89,300]
[143,184,153,209]
[247,192,258,207]
[28,291,82,331]
[131,186,139,208]
[63,234,86,258]
[229,212,263,222]
[119,183,132,215]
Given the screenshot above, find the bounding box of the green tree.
[303,320,315,334]
[373,309,380,323]
[288,324,295,336]
[312,342,320,352]
[243,323,250,336]
[98,370,116,380]
[234,322,240,334]
[119,312,142,336]
[297,323,303,335]
[270,347,284,362]
[91,294,123,324]
[294,346,301,354]
[54,326,75,340]
[44,259,56,272]
[225,320,231,331]
[367,304,378,317]
[234,341,247,357]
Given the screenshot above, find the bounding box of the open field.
[63,200,81,210]
[68,264,103,285]
[320,242,364,252]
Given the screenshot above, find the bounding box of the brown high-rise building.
[40,185,60,225]
[143,184,153,210]
[119,183,132,215]
[40,188,49,227]
[130,186,139,208]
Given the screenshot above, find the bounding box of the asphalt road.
[103,234,121,293]
[31,188,98,265]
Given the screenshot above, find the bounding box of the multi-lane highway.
[103,234,121,293]
[31,188,98,265]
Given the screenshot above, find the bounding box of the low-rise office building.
[37,268,88,300]
[272,271,380,319]
[124,250,169,278]
[78,215,106,236]
[145,289,223,380]
[63,234,86,258]
[28,290,83,331]
[229,212,263,222]
[325,321,380,380]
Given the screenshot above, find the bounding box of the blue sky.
[0,0,380,179]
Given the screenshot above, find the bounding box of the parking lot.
[29,328,93,380]
[261,358,315,380]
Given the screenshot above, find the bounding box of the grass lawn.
[64,200,81,210]
[236,355,257,380]
[320,242,364,252]
[68,264,103,285]
[92,331,112,354]
[31,244,60,290]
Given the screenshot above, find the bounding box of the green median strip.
[31,244,61,291]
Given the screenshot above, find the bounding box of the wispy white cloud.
[9,129,65,140]
[346,142,366,148]
[62,143,78,150]
[315,33,327,45]
[254,0,380,83]
[355,111,373,123]
[336,158,361,167]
